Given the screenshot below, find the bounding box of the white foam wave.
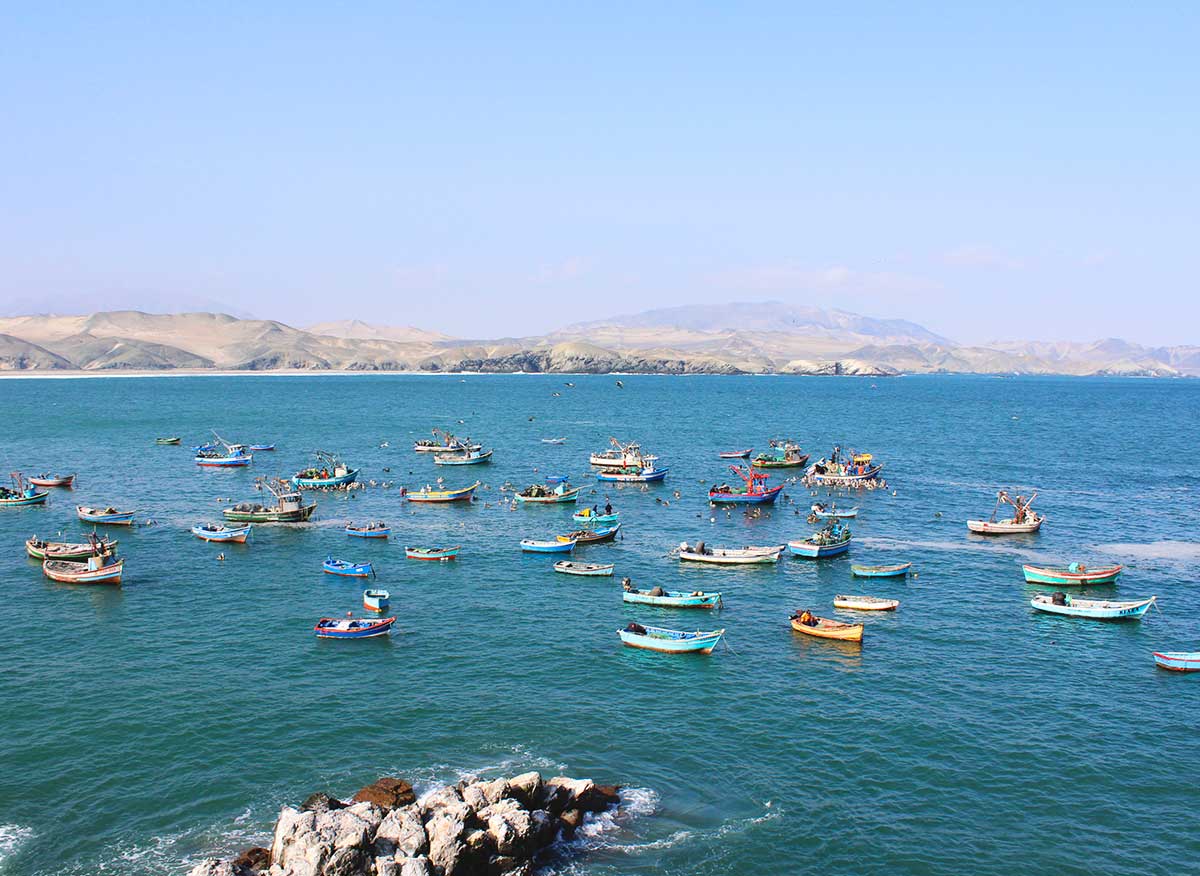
[1093,541,1200,564]
[0,825,33,866]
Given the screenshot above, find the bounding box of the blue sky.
[1,3,1196,344]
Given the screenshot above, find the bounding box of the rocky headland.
[188,773,623,876]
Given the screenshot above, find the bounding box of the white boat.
[589,438,658,469]
[677,541,784,565]
[553,561,614,577]
[1030,593,1155,620]
[968,490,1044,534]
[833,594,899,611]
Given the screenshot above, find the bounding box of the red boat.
[29,473,75,487]
[708,465,784,505]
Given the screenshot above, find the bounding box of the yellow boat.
[789,612,864,642]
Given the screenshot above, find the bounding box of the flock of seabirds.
[6,428,1196,671]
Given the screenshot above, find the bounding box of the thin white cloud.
[941,244,1024,270]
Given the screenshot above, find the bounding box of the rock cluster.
[189,773,621,876]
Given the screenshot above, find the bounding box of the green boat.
[224,479,317,523]
[156,437,182,445]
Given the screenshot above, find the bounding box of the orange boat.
[789,610,864,642]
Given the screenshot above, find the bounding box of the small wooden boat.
[851,562,911,578]
[553,561,614,577]
[225,479,317,523]
[719,448,753,459]
[433,448,493,466]
[413,429,481,453]
[558,523,620,544]
[363,589,390,612]
[1030,593,1155,620]
[617,623,724,654]
[191,523,252,543]
[249,443,276,451]
[1153,652,1200,672]
[834,594,899,611]
[788,522,852,558]
[323,556,375,577]
[596,463,668,483]
[1022,563,1121,586]
[541,437,567,444]
[677,542,784,564]
[405,545,460,561]
[514,483,581,504]
[42,553,124,585]
[28,473,75,488]
[314,616,395,639]
[26,535,117,561]
[346,521,391,538]
[521,538,576,553]
[968,490,1043,534]
[790,611,864,642]
[751,440,809,469]
[1,473,49,506]
[811,503,858,519]
[293,450,358,488]
[77,505,136,525]
[622,584,721,608]
[572,509,619,525]
[155,437,181,445]
[406,481,480,503]
[708,465,784,505]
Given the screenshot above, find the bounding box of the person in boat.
[796,609,817,626]
[625,622,646,635]
[604,501,613,515]
[622,577,634,592]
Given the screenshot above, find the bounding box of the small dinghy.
[790,610,864,642]
[719,448,753,459]
[622,581,721,608]
[433,448,494,466]
[1153,652,1200,672]
[967,490,1044,534]
[677,541,784,564]
[42,553,124,585]
[558,523,620,545]
[362,589,390,612]
[514,482,581,504]
[26,535,117,561]
[314,616,395,639]
[1022,563,1121,586]
[192,523,252,543]
[156,436,181,445]
[851,562,911,578]
[834,594,899,611]
[810,503,858,519]
[406,481,480,502]
[249,443,276,451]
[788,522,852,558]
[572,508,619,525]
[541,437,567,444]
[521,538,576,553]
[405,545,460,561]
[28,473,75,488]
[553,561,614,577]
[346,521,391,538]
[617,623,725,654]
[323,556,375,578]
[77,505,137,525]
[1030,593,1155,620]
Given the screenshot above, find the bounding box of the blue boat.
[851,562,910,578]
[0,474,49,506]
[572,509,620,525]
[788,522,852,558]
[597,463,668,483]
[191,523,252,543]
[294,450,359,488]
[521,538,576,553]
[346,521,390,538]
[314,616,395,639]
[77,505,137,525]
[195,433,254,467]
[323,556,375,577]
[249,443,276,451]
[617,623,724,654]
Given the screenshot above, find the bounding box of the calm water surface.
[0,374,1197,876]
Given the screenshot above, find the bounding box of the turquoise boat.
[521,538,576,553]
[617,623,724,654]
[323,556,375,577]
[788,522,852,558]
[0,482,49,506]
[573,509,619,525]
[1154,652,1200,672]
[1022,563,1122,586]
[622,586,722,609]
[851,562,911,578]
[1030,593,1155,620]
[294,450,359,488]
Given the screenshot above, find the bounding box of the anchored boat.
[314,616,395,639]
[806,448,883,484]
[558,523,620,544]
[192,523,252,543]
[1022,563,1121,586]
[617,623,724,654]
[413,429,482,453]
[323,556,375,578]
[406,481,480,502]
[851,562,911,578]
[249,443,276,451]
[719,448,753,459]
[26,535,117,561]
[573,508,619,525]
[42,552,124,585]
[1030,593,1154,620]
[590,438,659,469]
[405,546,460,561]
[521,538,576,553]
[433,447,493,466]
[77,505,136,525]
[751,440,810,469]
[788,522,852,558]
[1154,652,1200,672]
[363,589,391,612]
[553,561,615,577]
[346,521,390,538]
[790,611,864,642]
[1,473,49,506]
[967,490,1044,534]
[677,541,784,564]
[622,581,721,608]
[833,594,899,611]
[224,478,317,523]
[810,502,858,519]
[156,437,181,445]
[596,462,668,483]
[514,481,581,504]
[195,433,253,467]
[708,465,783,505]
[28,473,75,488]
[541,437,567,445]
[293,450,359,488]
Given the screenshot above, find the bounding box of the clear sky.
[1,3,1196,344]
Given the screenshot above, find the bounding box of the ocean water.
[0,374,1197,876]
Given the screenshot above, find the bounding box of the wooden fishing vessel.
[28,473,75,488]
[77,505,136,525]
[553,561,614,577]
[514,482,581,504]
[314,616,395,639]
[968,490,1043,534]
[590,438,658,469]
[719,448,753,459]
[1022,563,1121,586]
[572,508,619,525]
[1153,652,1200,672]
[156,437,181,445]
[677,541,784,564]
[807,450,883,484]
[405,545,460,561]
[293,450,359,488]
[751,440,810,469]
[617,623,724,654]
[790,611,864,642]
[323,556,375,578]
[833,594,899,611]
[195,433,253,467]
[433,448,493,466]
[559,523,620,544]
[224,479,317,522]
[191,523,252,543]
[788,522,852,558]
[413,429,481,453]
[42,553,124,585]
[810,503,858,519]
[406,481,481,502]
[851,562,911,578]
[362,589,391,612]
[1030,593,1155,620]
[346,521,390,538]
[521,538,576,553]
[622,584,722,608]
[708,465,783,505]
[26,535,117,561]
[596,463,668,483]
[1,474,49,506]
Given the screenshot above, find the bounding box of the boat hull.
[623,590,721,608]
[77,507,136,525]
[406,482,480,502]
[1,491,50,506]
[833,595,899,611]
[293,469,359,488]
[708,485,784,505]
[851,563,910,578]
[790,617,864,642]
[433,450,493,465]
[719,449,753,459]
[363,590,390,612]
[617,627,724,653]
[596,468,668,483]
[1154,652,1200,672]
[405,547,460,561]
[195,456,253,467]
[1031,596,1154,620]
[679,549,782,565]
[223,504,316,523]
[813,509,858,519]
[572,511,619,525]
[553,562,615,576]
[346,527,390,538]
[967,517,1043,534]
[314,617,395,638]
[514,487,581,504]
[521,539,575,553]
[26,538,117,561]
[42,558,123,584]
[1022,564,1121,586]
[751,455,810,469]
[788,539,851,558]
[28,475,74,488]
[192,525,251,543]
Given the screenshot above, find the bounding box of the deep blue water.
[0,374,1197,876]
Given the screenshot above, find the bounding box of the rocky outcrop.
[189,773,622,876]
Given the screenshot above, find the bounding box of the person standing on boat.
[604,500,613,515]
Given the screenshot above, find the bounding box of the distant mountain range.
[0,303,1194,376]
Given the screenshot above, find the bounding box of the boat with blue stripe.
[294,450,359,488]
[622,583,722,609]
[314,616,395,639]
[617,623,724,654]
[788,522,852,558]
[0,473,49,506]
[323,556,375,577]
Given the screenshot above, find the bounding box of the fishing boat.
[363,589,391,612]
[788,522,852,558]
[433,448,494,466]
[191,523,252,543]
[405,545,460,561]
[323,556,375,578]
[572,508,619,525]
[1022,563,1121,586]
[751,440,810,469]
[1153,652,1200,672]
[26,535,117,561]
[77,505,136,525]
[622,582,722,608]
[224,478,317,523]
[346,521,390,538]
[834,594,899,611]
[155,437,181,445]
[514,481,581,504]
[1030,593,1155,620]
[314,616,395,639]
[42,553,124,585]
[596,462,668,483]
[807,449,883,484]
[195,432,253,467]
[677,541,784,564]
[293,450,359,488]
[851,562,911,578]
[967,490,1044,534]
[708,465,783,505]
[406,481,481,503]
[249,443,276,451]
[810,503,858,519]
[413,429,482,453]
[553,561,615,576]
[0,473,49,506]
[541,437,567,445]
[558,523,620,544]
[521,538,576,553]
[789,611,864,642]
[719,448,753,459]
[617,623,724,654]
[28,473,75,488]
[590,438,659,469]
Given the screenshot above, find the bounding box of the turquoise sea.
[0,374,1197,876]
